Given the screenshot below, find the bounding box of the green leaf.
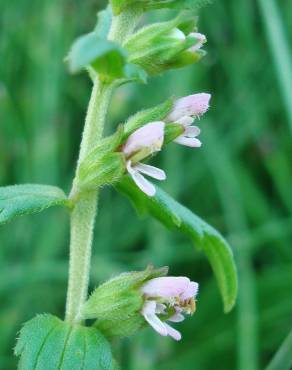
[124,98,174,137]
[146,0,212,11]
[15,314,114,370]
[110,0,138,15]
[0,184,68,225]
[94,6,112,39]
[265,328,292,370]
[123,64,148,84]
[110,0,211,15]
[117,177,238,313]
[164,123,185,144]
[68,33,126,77]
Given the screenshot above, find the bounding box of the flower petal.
[167,93,211,122]
[174,136,202,147]
[127,161,156,196]
[123,121,165,157]
[180,281,199,300]
[176,116,194,126]
[164,322,182,341]
[141,300,157,316]
[142,302,168,336]
[134,163,166,181]
[188,32,207,53]
[168,313,185,323]
[184,126,201,138]
[141,277,190,299]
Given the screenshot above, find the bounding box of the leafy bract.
[0,184,68,225]
[15,314,114,370]
[124,98,174,136]
[68,33,126,77]
[95,6,112,39]
[117,177,238,313]
[67,8,146,83]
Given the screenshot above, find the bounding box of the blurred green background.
[1,0,292,369]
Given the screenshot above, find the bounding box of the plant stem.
[65,79,113,323]
[65,7,142,323]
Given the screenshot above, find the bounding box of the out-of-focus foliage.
[0,1,292,370]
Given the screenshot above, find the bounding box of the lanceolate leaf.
[117,177,238,313]
[0,184,68,225]
[15,314,114,370]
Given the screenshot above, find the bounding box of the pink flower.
[141,277,199,341]
[166,93,211,148]
[188,32,207,53]
[122,122,166,197]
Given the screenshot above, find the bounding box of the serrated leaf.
[117,177,238,313]
[0,184,68,225]
[15,314,114,370]
[68,33,126,77]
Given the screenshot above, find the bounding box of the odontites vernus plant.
[0,1,238,368]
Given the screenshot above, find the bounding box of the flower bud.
[124,16,207,75]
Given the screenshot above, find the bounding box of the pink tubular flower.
[189,32,207,53]
[122,121,166,197]
[141,277,199,341]
[166,93,211,147]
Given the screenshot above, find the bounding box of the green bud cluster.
[81,266,168,338]
[124,15,205,75]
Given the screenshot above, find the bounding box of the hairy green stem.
[65,8,142,323]
[65,79,113,323]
